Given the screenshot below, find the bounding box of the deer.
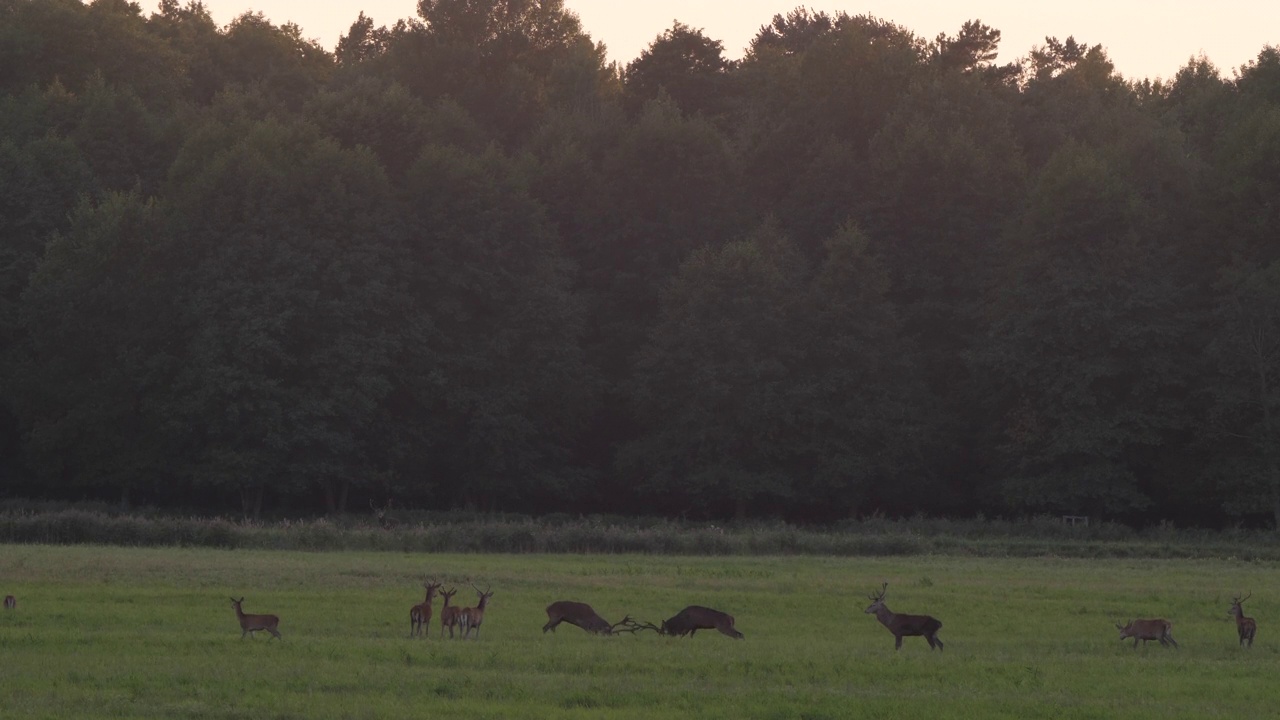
[229,597,282,640]
[658,606,744,639]
[864,583,943,651]
[438,588,463,639]
[3,595,14,610]
[542,601,642,635]
[409,580,442,638]
[461,585,494,640]
[1115,618,1178,649]
[1229,593,1257,647]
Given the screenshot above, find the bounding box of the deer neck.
[872,605,897,628]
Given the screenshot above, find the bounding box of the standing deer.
[542,601,639,635]
[864,583,943,651]
[461,585,494,640]
[1229,593,1257,647]
[3,595,14,610]
[230,597,282,640]
[1115,618,1178,649]
[659,605,744,639]
[409,581,442,638]
[439,588,463,639]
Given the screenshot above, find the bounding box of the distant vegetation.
[2,1,1280,528]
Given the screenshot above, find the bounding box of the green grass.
[1,545,1277,718]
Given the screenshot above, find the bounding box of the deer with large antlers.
[461,585,494,640]
[409,580,442,638]
[439,588,463,639]
[654,606,744,639]
[1229,593,1257,647]
[230,597,282,640]
[542,601,644,635]
[864,583,943,651]
[1115,618,1178,649]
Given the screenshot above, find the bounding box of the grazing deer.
[230,597,282,640]
[439,588,463,639]
[3,595,14,610]
[1229,593,1257,647]
[1115,619,1178,649]
[864,583,943,651]
[461,585,494,640]
[409,581,442,638]
[659,605,744,639]
[542,601,640,635]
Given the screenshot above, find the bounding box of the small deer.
[659,605,744,639]
[865,583,943,651]
[1229,593,1257,648]
[1115,619,1178,649]
[3,595,14,610]
[230,597,282,640]
[461,585,494,640]
[409,580,442,638]
[543,601,638,635]
[439,588,463,639]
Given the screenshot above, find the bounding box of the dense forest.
[1,0,1278,527]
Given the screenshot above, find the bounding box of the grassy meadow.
[0,545,1277,719]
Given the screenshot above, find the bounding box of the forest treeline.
[1,0,1278,527]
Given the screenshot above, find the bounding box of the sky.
[193,0,1278,82]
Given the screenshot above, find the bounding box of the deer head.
[472,584,494,608]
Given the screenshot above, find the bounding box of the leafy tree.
[623,22,734,118]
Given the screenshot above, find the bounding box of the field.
[1,545,1277,719]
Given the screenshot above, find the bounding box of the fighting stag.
[461,585,494,640]
[409,580,442,638]
[542,601,642,635]
[864,583,943,651]
[1229,593,1257,647]
[230,597,282,640]
[620,606,744,639]
[1115,618,1178,649]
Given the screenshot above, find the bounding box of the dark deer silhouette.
[3,595,14,610]
[865,583,943,651]
[659,606,744,639]
[543,601,643,635]
[1115,618,1178,649]
[1229,594,1257,648]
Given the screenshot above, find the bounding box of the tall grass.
[0,502,1275,558]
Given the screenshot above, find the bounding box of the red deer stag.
[864,583,943,651]
[542,601,641,635]
[461,585,494,640]
[1115,618,1178,649]
[230,597,282,640]
[409,580,442,638]
[1229,593,1257,647]
[439,588,463,639]
[659,606,744,639]
[3,595,14,610]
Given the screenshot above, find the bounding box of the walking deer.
[3,595,14,610]
[1115,618,1178,649]
[864,583,943,651]
[439,588,463,639]
[461,585,494,640]
[230,597,282,640]
[409,581,442,638]
[542,601,640,635]
[1229,593,1257,647]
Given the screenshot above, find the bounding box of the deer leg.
[543,618,561,633]
[895,635,903,650]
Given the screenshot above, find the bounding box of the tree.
[623,22,733,118]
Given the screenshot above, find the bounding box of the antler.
[869,582,888,602]
[1235,592,1252,603]
[613,616,662,635]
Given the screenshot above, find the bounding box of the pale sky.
[192,0,1277,82]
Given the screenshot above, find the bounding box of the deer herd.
[209,581,1259,651]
